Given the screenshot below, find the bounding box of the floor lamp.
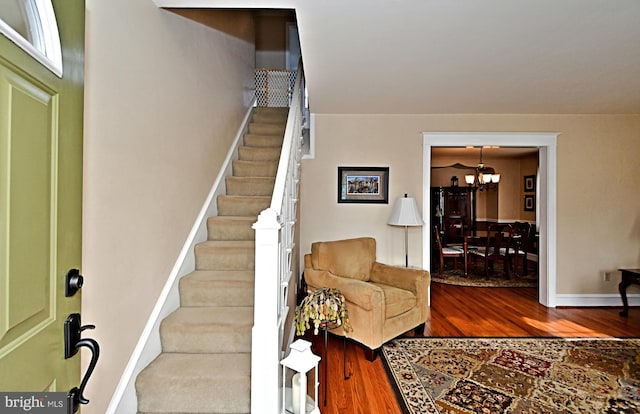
[387,194,424,267]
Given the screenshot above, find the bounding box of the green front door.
[0,0,85,399]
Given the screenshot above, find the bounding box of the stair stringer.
[105,103,256,414]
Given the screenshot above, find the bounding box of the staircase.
[135,107,289,414]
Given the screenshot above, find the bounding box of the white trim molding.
[555,294,640,308]
[423,132,558,307]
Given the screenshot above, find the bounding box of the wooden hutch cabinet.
[431,186,476,244]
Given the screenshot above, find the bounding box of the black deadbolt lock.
[65,269,84,297]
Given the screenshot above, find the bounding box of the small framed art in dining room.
[524,175,536,192]
[524,194,535,212]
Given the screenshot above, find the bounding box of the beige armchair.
[303,237,430,360]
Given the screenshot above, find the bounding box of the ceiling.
[158,0,640,115]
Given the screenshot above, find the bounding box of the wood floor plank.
[303,283,640,414]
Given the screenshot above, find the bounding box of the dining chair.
[434,226,467,276]
[444,218,465,247]
[468,224,513,279]
[512,221,540,276]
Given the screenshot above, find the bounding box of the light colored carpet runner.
[135,107,288,414]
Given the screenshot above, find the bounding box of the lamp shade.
[388,194,423,227]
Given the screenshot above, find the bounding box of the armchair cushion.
[370,262,430,322]
[370,283,416,319]
[370,262,424,295]
[311,237,375,281]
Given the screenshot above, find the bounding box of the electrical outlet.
[603,271,611,281]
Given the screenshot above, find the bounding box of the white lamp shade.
[388,196,423,227]
[464,174,475,185]
[491,174,500,183]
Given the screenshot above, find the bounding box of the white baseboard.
[555,293,640,307]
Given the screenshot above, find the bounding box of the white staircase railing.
[251,64,305,414]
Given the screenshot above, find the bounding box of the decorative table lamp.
[281,339,321,414]
[388,193,424,267]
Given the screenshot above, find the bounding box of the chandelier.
[464,147,500,191]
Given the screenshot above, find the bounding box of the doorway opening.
[422,132,558,307]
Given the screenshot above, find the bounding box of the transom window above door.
[0,0,62,76]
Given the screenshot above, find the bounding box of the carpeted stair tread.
[179,270,254,307]
[136,353,250,413]
[232,159,278,177]
[252,112,287,123]
[243,134,284,148]
[253,106,288,118]
[251,112,288,125]
[238,145,282,161]
[160,306,253,353]
[217,195,270,216]
[195,240,255,271]
[207,216,256,241]
[248,122,285,136]
[225,176,275,196]
[254,106,288,114]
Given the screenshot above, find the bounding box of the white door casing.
[423,132,558,307]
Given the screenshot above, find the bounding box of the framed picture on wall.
[338,166,389,203]
[524,194,535,212]
[524,175,536,192]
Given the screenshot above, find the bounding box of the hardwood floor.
[306,283,640,414]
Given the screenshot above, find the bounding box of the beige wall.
[300,114,640,296]
[83,2,255,413]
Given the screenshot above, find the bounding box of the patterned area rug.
[431,263,538,288]
[381,337,640,414]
